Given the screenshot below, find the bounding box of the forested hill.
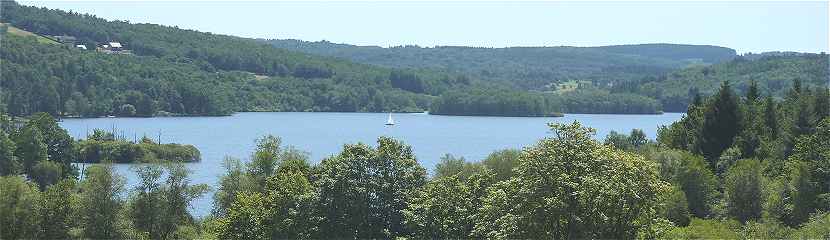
[0,1,668,117]
[1,1,380,78]
[266,39,737,89]
[594,44,736,63]
[0,1,470,117]
[614,53,830,111]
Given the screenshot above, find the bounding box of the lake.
[60,112,684,217]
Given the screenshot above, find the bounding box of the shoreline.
[50,110,675,120]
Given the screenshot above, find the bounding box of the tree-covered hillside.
[267,39,736,89]
[1,31,452,116]
[0,1,471,117]
[4,1,821,117]
[616,54,829,111]
[595,43,736,63]
[0,1,668,117]
[2,2,387,79]
[430,87,663,116]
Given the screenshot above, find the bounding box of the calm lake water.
[60,112,683,217]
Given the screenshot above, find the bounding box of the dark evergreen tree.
[700,81,741,166]
[764,96,780,138]
[691,90,703,108]
[745,79,760,104]
[0,131,19,175]
[791,78,803,97]
[390,70,426,94]
[814,87,829,122]
[782,99,813,160]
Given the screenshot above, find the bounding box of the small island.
[76,129,201,163]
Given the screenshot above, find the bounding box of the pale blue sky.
[19,1,830,53]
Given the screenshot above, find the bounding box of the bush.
[30,160,62,189]
[664,218,741,239]
[647,150,719,218]
[724,159,765,223]
[658,186,691,226]
[741,220,793,239]
[481,149,521,182]
[789,212,830,239]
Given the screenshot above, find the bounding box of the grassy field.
[552,80,592,94]
[1,22,60,45]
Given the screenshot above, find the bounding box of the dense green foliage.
[723,159,764,223]
[5,2,826,117]
[595,44,737,63]
[0,114,197,175]
[0,113,76,182]
[0,158,208,239]
[3,2,830,239]
[267,40,745,115]
[474,122,666,239]
[433,149,519,182]
[75,129,200,163]
[647,150,719,219]
[1,6,673,118]
[207,122,670,239]
[618,54,829,111]
[604,129,649,151]
[430,88,555,116]
[653,78,830,236]
[2,88,829,238]
[555,89,662,114]
[0,113,199,178]
[268,40,736,90]
[204,114,830,239]
[2,2,391,79]
[432,154,486,180]
[1,31,236,116]
[405,170,493,238]
[1,2,466,117]
[431,87,662,116]
[0,111,210,239]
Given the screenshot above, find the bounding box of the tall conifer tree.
[700,81,741,166]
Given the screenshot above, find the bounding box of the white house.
[108,42,123,51]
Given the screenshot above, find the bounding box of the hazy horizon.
[17,1,830,54]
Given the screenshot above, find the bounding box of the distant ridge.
[266,39,737,90]
[614,53,829,112]
[594,43,737,63]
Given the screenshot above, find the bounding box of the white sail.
[386,113,395,125]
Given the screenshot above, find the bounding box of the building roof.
[108,42,123,48]
[76,45,87,50]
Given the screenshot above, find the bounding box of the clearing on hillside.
[1,22,60,45]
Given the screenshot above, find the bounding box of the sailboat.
[385,112,395,126]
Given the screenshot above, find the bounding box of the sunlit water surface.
[61,112,684,217]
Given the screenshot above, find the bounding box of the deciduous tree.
[315,137,427,238]
[474,122,667,239]
[77,164,126,239]
[724,159,764,223]
[0,131,19,175]
[0,176,42,239]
